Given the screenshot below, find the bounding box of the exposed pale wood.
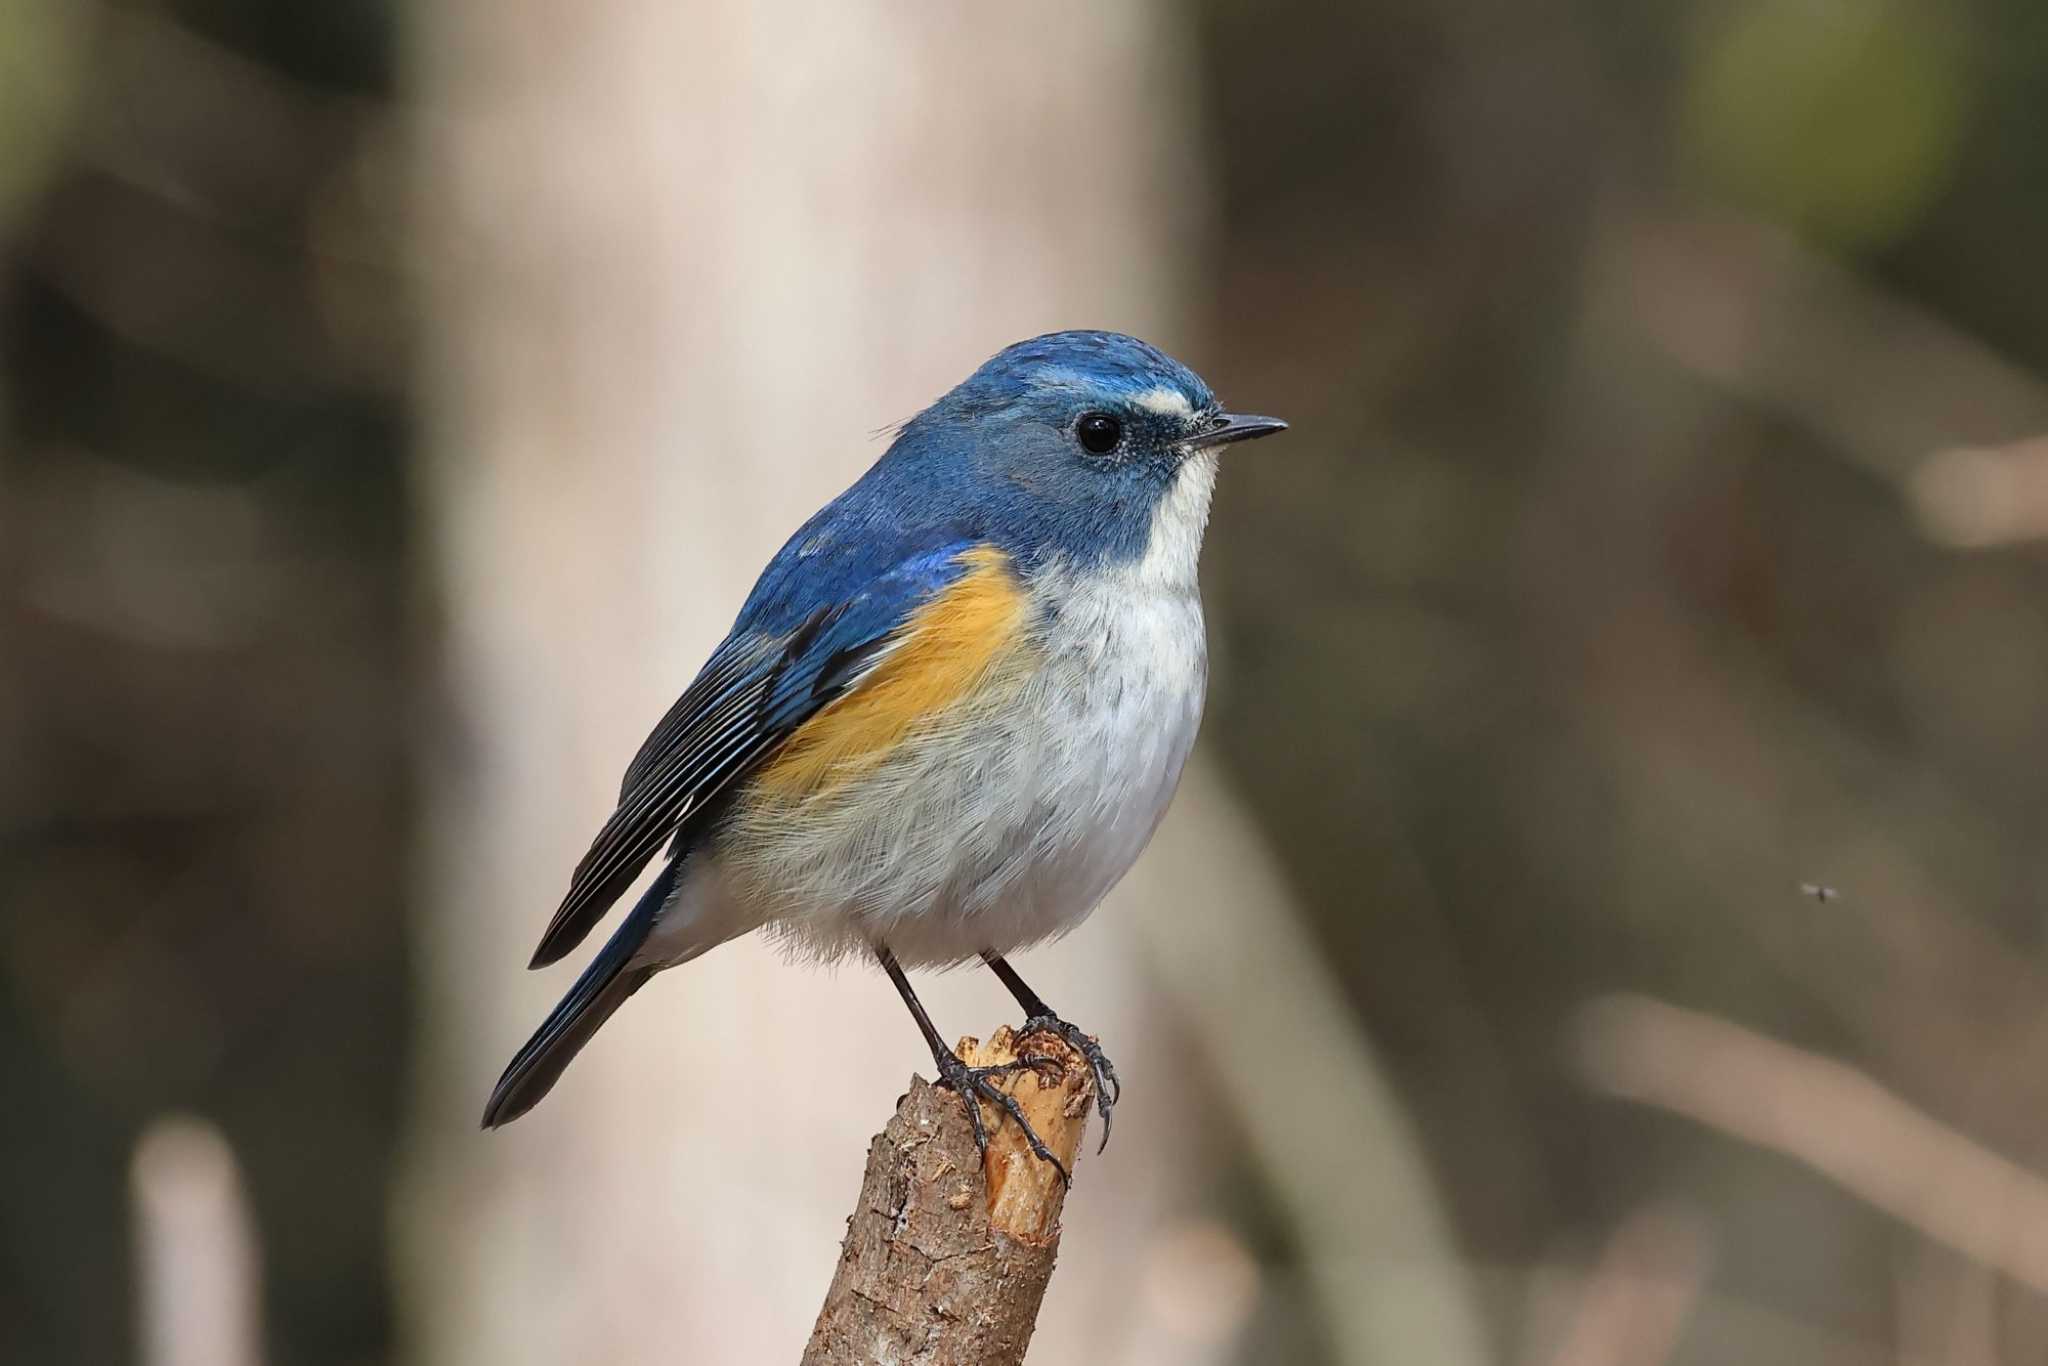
[802,1027,1093,1366]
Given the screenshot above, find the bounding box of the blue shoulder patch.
[735,473,985,636]
[751,538,983,732]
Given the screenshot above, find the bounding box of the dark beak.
[1186,412,1289,451]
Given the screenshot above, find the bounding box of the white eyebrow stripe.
[1134,387,1193,418]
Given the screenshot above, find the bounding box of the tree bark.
[803,1028,1093,1366]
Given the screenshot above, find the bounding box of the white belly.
[708,580,1205,968]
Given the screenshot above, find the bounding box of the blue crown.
[937,330,1217,419]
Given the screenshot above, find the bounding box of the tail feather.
[481,859,680,1128]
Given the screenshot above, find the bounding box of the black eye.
[1076,411,1122,455]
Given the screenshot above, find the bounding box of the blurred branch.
[74,1,380,206]
[1909,435,2048,548]
[22,1,401,393]
[1538,1203,1711,1366]
[1607,208,2048,485]
[803,1027,1092,1366]
[1132,760,1495,1366]
[130,1114,264,1366]
[1606,206,2048,546]
[1576,994,2048,1296]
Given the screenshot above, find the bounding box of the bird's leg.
[874,944,1069,1183]
[980,952,1120,1152]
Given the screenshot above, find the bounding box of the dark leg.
[875,944,1069,1181]
[981,952,1121,1151]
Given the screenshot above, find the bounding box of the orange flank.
[753,545,1032,796]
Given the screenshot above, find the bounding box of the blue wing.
[525,531,981,968]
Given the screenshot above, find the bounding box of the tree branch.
[802,1026,1094,1365]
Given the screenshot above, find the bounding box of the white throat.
[1132,449,1219,592]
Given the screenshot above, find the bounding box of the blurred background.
[6,1,2048,1362]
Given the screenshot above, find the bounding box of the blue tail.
[481,859,681,1128]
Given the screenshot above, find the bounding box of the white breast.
[666,453,1219,970]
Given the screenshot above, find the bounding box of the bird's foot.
[1017,1014,1120,1153]
[934,1049,1071,1184]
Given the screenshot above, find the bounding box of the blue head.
[881,331,1287,574]
[737,332,1285,634]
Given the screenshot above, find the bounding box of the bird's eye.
[1076,411,1122,455]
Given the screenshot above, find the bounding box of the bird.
[481,330,1286,1170]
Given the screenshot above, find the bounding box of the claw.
[935,1051,1071,1185]
[1018,1015,1120,1154]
